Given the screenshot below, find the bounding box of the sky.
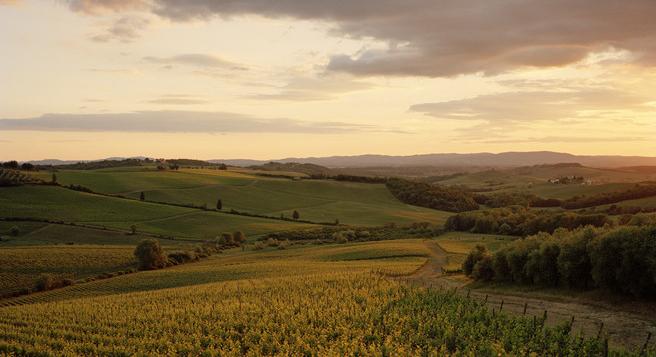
[1,0,655,161]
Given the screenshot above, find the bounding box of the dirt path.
[399,240,656,351]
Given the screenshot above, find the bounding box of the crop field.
[0,185,316,240]
[28,168,450,226]
[0,239,622,356]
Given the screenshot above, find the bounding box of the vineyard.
[0,245,137,295]
[0,240,645,356]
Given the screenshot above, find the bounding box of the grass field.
[436,232,516,272]
[0,239,619,355]
[438,165,649,199]
[0,185,316,240]
[29,168,450,226]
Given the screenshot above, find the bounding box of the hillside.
[213,151,656,168]
[24,167,450,226]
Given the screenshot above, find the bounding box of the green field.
[30,167,450,226]
[0,185,316,240]
[438,165,648,199]
[436,232,516,272]
[0,240,619,355]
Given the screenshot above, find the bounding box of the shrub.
[168,251,196,264]
[266,238,279,247]
[9,225,20,237]
[253,241,264,250]
[463,245,488,276]
[233,231,246,244]
[35,274,56,291]
[134,239,167,270]
[332,232,348,244]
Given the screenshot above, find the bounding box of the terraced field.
[0,240,624,355]
[29,167,450,226]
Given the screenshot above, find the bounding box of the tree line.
[464,224,656,297]
[385,178,480,212]
[445,206,610,236]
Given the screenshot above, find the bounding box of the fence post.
[499,300,504,312]
[466,289,471,298]
[484,294,488,304]
[523,302,528,315]
[641,332,652,356]
[596,322,604,340]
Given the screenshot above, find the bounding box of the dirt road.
[399,240,656,351]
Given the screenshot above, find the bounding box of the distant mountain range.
[22,151,656,169]
[211,151,656,168]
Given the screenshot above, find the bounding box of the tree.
[9,225,20,237]
[134,239,167,270]
[216,199,223,210]
[20,163,34,171]
[51,173,57,184]
[221,232,234,245]
[233,231,246,244]
[140,192,145,201]
[472,255,495,282]
[463,245,488,276]
[130,224,137,235]
[292,210,300,220]
[2,161,18,169]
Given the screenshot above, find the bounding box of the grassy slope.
[32,168,450,226]
[439,165,650,199]
[435,232,516,271]
[0,185,314,239]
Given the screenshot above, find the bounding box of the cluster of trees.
[445,206,610,236]
[263,222,443,243]
[464,225,656,297]
[134,235,243,271]
[0,169,39,186]
[386,178,479,212]
[474,192,562,208]
[1,161,36,171]
[562,183,656,209]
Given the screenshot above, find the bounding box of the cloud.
[0,0,20,5]
[60,1,656,77]
[143,54,247,71]
[410,89,655,124]
[146,95,209,105]
[471,136,651,144]
[91,16,149,42]
[247,75,373,101]
[131,0,656,77]
[0,111,390,134]
[65,0,147,14]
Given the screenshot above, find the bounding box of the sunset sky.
[1,0,655,160]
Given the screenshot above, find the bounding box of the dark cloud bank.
[65,0,656,77]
